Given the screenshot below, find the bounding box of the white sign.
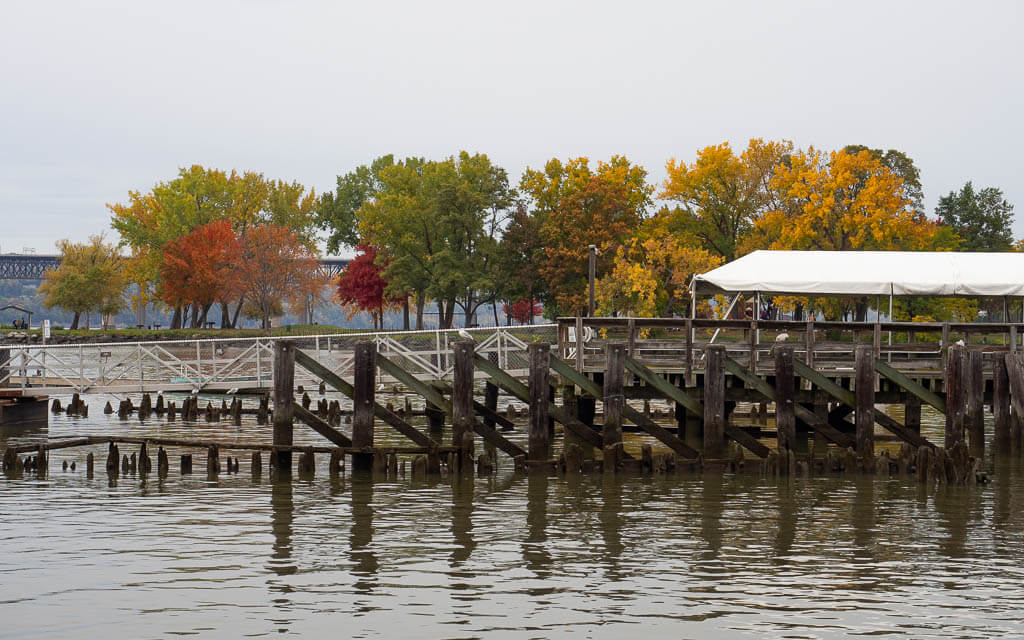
[43,319,50,339]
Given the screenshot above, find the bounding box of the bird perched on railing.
[776,332,789,342]
[458,329,473,341]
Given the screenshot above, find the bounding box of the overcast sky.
[2,0,1021,257]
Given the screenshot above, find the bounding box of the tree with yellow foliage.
[748,147,947,252]
[595,214,724,317]
[661,139,793,261]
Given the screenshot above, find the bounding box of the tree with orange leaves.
[158,220,242,328]
[235,224,324,329]
[519,156,652,317]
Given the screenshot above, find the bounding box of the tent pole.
[888,292,893,362]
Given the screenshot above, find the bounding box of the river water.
[3,392,1024,639]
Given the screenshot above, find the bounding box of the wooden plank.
[272,340,294,471]
[474,353,608,452]
[775,345,796,452]
[430,381,516,431]
[874,360,946,414]
[528,343,551,460]
[294,349,437,449]
[723,356,855,448]
[553,355,698,458]
[293,405,352,448]
[378,353,527,459]
[705,345,726,456]
[855,345,875,457]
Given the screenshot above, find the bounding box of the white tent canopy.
[692,250,1024,297]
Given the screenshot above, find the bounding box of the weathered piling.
[139,442,152,474]
[703,345,726,458]
[994,354,1011,447]
[251,451,262,477]
[272,340,295,473]
[106,442,119,476]
[966,349,984,456]
[774,345,795,453]
[207,445,220,476]
[350,341,376,472]
[180,454,193,474]
[855,345,875,458]
[528,343,551,462]
[945,345,966,449]
[453,341,475,473]
[298,446,315,478]
[603,343,625,469]
[157,447,169,477]
[86,452,94,477]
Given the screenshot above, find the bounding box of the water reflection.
[349,472,378,590]
[450,475,475,567]
[269,477,296,577]
[599,473,624,577]
[523,473,551,577]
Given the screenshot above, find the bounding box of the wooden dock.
[6,317,1024,484]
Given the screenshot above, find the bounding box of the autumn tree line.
[39,141,1017,330]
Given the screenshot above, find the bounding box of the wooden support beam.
[724,356,855,449]
[555,355,699,458]
[775,345,796,453]
[474,353,607,452]
[294,349,437,449]
[966,348,984,456]
[793,358,933,449]
[272,340,294,472]
[528,343,551,461]
[377,353,527,459]
[993,353,1011,447]
[430,381,516,431]
[704,345,726,457]
[452,341,475,451]
[623,357,764,457]
[294,405,352,447]
[603,343,625,448]
[352,342,377,471]
[875,360,946,414]
[855,345,875,458]
[945,345,966,449]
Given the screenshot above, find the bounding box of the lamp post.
[588,244,597,317]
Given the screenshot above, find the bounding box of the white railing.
[0,325,557,396]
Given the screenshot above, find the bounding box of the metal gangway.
[0,325,557,397]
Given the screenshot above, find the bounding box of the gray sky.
[2,0,1022,257]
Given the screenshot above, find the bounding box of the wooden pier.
[5,317,1024,484]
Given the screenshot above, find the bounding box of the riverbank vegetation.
[31,140,1019,331]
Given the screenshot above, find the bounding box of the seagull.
[377,383,386,391]
[583,326,595,343]
[458,329,474,341]
[776,333,789,342]
[955,339,965,346]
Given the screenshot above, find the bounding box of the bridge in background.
[0,254,350,280]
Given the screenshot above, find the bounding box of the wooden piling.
[905,395,922,434]
[966,348,984,456]
[272,340,295,473]
[298,446,315,478]
[855,345,875,458]
[352,341,376,472]
[329,450,343,475]
[453,341,475,472]
[180,454,193,474]
[157,447,169,477]
[774,345,796,452]
[993,353,1011,447]
[603,343,625,449]
[106,442,119,476]
[528,343,551,461]
[945,345,966,449]
[207,445,220,476]
[250,452,261,477]
[139,442,152,474]
[703,345,726,458]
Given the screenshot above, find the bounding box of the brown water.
[3,393,1024,638]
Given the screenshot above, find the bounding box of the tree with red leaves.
[336,244,403,329]
[158,220,242,328]
[502,298,543,325]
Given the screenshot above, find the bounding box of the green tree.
[935,181,1015,251]
[39,236,126,329]
[315,155,396,254]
